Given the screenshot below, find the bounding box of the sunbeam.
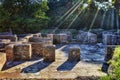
[52,1,84,33]
[116,10,120,32]
[66,9,83,30]
[55,0,81,25]
[101,11,107,28]
[88,8,100,32]
[110,8,115,29]
[66,4,88,30]
[106,10,111,29]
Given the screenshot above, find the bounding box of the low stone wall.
[0,35,18,42]
[0,53,6,71]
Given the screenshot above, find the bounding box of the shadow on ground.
[57,60,79,71]
[2,61,25,71]
[2,56,42,71]
[21,61,52,73]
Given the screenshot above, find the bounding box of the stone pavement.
[0,44,107,79]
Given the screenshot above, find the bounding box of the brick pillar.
[43,45,55,62]
[13,44,32,61]
[31,42,43,57]
[68,47,80,62]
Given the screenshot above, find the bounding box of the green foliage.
[100,46,120,80]
[0,0,49,34]
[99,75,112,80]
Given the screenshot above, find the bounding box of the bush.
[100,46,120,80]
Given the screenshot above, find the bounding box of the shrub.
[100,46,120,80]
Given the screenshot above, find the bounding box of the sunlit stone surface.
[0,35,18,42]
[0,53,6,71]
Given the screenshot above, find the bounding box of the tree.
[0,0,49,34]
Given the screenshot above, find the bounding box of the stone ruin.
[77,31,97,44]
[0,32,84,71]
[49,33,71,44]
[68,47,80,62]
[103,33,120,45]
[43,45,56,62]
[0,29,120,76]
[102,31,120,73]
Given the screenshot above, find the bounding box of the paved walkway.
[0,44,107,79]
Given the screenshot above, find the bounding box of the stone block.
[33,33,41,37]
[0,53,6,71]
[47,34,54,41]
[105,45,115,62]
[29,37,52,45]
[5,44,14,61]
[41,38,53,46]
[53,34,69,44]
[103,34,120,45]
[68,47,80,62]
[53,34,60,44]
[0,39,11,43]
[59,34,69,43]
[13,44,32,60]
[77,32,97,44]
[0,35,18,42]
[29,37,42,42]
[43,45,55,62]
[31,42,43,56]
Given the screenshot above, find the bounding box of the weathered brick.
[43,45,55,62]
[68,47,80,62]
[29,37,53,45]
[77,32,97,44]
[13,44,32,61]
[0,53,6,71]
[53,34,69,44]
[31,42,43,56]
[5,44,14,61]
